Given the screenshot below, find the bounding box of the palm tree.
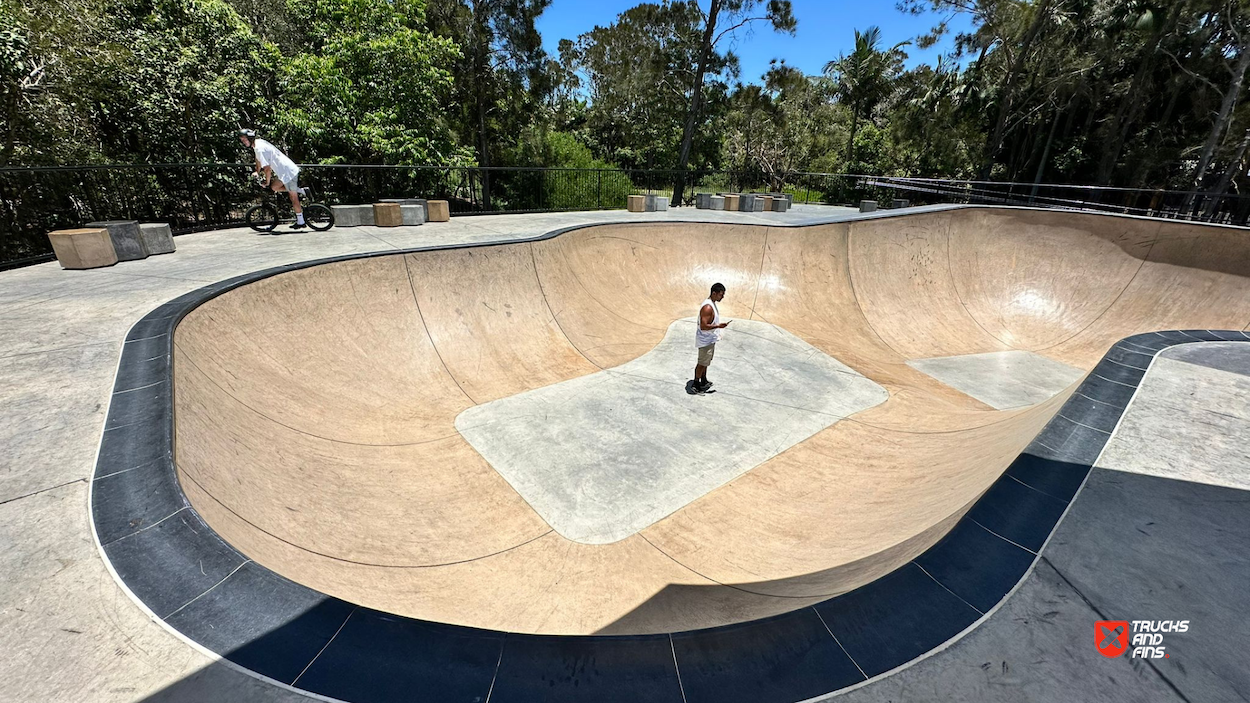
[824,26,908,166]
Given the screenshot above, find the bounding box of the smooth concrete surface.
[1097,344,1250,491]
[3,203,1250,701]
[907,350,1086,410]
[170,207,1250,637]
[456,319,887,544]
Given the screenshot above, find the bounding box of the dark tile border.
[88,223,1250,703]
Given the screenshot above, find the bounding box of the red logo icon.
[1096,621,1129,658]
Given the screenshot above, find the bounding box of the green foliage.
[509,126,632,209]
[278,0,467,165]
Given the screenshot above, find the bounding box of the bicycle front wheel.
[306,203,335,232]
[245,203,278,232]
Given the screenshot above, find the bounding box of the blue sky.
[536,0,975,85]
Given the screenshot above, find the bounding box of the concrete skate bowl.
[169,206,1250,641]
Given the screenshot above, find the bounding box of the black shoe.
[697,380,713,391]
[289,220,306,230]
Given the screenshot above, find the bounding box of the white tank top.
[695,298,721,348]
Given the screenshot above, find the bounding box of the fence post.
[598,169,603,210]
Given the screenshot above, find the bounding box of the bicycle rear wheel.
[306,203,335,232]
[245,203,278,232]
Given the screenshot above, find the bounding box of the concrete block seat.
[400,204,426,226]
[373,203,403,227]
[755,195,773,212]
[85,220,148,261]
[626,195,645,212]
[138,223,176,254]
[737,194,755,212]
[771,197,789,212]
[46,228,117,269]
[710,195,725,210]
[332,204,374,227]
[656,196,669,211]
[696,193,712,209]
[723,194,740,211]
[426,200,450,222]
[644,194,657,212]
[381,198,428,223]
[860,200,878,213]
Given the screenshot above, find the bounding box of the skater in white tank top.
[691,283,730,393]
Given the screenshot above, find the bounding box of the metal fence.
[4,164,1249,270]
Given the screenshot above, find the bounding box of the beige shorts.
[697,343,715,366]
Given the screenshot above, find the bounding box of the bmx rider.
[239,129,307,230]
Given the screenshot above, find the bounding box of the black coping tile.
[913,518,1036,614]
[96,416,171,476]
[113,345,170,392]
[1203,329,1250,341]
[1028,414,1078,459]
[1005,451,1090,503]
[671,608,863,703]
[490,634,683,703]
[92,456,185,544]
[104,380,170,431]
[1152,330,1195,343]
[1057,393,1121,433]
[296,609,502,703]
[1120,333,1172,352]
[1051,421,1113,465]
[1076,372,1137,409]
[165,562,356,686]
[126,315,175,342]
[1174,329,1229,342]
[815,563,980,678]
[103,508,246,619]
[1090,358,1146,387]
[967,474,1070,552]
[1104,345,1154,370]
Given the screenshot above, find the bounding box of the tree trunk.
[980,0,1053,180]
[1203,129,1250,218]
[845,107,860,167]
[1030,103,1063,200]
[1190,35,1250,193]
[672,0,722,206]
[471,0,492,210]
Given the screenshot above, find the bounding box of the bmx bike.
[244,177,335,233]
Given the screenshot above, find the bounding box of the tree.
[671,0,795,205]
[823,26,907,167]
[279,0,467,166]
[564,2,734,171]
[427,0,553,206]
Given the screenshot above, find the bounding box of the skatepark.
[3,203,1250,701]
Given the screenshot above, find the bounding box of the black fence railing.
[3,164,1249,270]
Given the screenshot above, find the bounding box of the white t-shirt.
[252,138,300,186]
[695,298,722,348]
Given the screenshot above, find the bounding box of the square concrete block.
[710,195,725,210]
[772,197,788,212]
[753,196,769,212]
[892,198,910,208]
[426,200,450,222]
[644,194,657,212]
[696,193,712,209]
[738,194,755,212]
[373,203,403,227]
[627,195,645,212]
[400,204,425,226]
[656,196,669,211]
[331,204,374,227]
[860,200,878,213]
[47,228,117,269]
[138,223,175,255]
[85,220,147,261]
[723,194,740,211]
